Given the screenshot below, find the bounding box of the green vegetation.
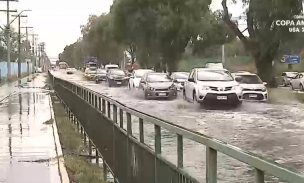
[51,94,106,183]
[59,0,304,85]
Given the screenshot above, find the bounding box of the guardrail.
[48,70,304,183]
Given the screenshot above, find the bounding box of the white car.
[232,72,268,101]
[290,72,304,91]
[128,69,154,89]
[171,72,189,91]
[36,67,42,73]
[66,68,76,74]
[183,68,243,106]
[205,63,224,69]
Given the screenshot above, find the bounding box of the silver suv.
[183,68,243,106]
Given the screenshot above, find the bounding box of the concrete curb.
[49,94,70,183]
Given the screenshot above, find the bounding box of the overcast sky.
[0,0,243,60]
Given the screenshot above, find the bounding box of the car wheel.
[282,80,286,86]
[193,91,199,104]
[183,90,187,100]
[300,84,304,91]
[290,83,294,90]
[144,91,150,100]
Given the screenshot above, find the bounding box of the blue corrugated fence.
[0,62,32,78]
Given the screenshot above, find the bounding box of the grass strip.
[51,93,106,183]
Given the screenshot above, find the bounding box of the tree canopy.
[59,0,304,82]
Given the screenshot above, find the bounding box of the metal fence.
[0,62,32,78]
[49,71,304,183]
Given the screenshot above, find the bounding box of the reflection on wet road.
[0,74,62,183]
[52,70,304,182]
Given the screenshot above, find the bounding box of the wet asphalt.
[52,70,304,183]
[0,74,63,183]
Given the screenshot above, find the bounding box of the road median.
[50,92,107,183]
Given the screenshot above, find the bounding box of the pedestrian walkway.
[0,73,68,183]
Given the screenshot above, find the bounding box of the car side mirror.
[263,82,267,85]
[235,77,242,82]
[188,78,194,82]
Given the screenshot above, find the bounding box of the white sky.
[0,0,244,60]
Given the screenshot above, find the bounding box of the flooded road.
[0,74,67,183]
[52,70,304,182]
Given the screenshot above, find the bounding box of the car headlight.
[232,85,242,91]
[202,86,210,90]
[169,85,176,90]
[261,87,267,92]
[149,87,155,91]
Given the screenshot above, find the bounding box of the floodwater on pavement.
[0,74,62,183]
[52,70,304,183]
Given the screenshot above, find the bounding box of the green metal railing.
[49,70,304,183]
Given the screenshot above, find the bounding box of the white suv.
[183,68,243,106]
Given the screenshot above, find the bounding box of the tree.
[222,0,303,86]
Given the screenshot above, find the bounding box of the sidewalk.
[0,73,69,183]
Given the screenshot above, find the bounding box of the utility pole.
[0,0,17,81]
[222,44,225,64]
[12,14,27,79]
[30,34,38,73]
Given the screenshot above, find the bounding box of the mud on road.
[52,70,304,183]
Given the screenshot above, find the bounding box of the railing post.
[177,134,183,168]
[89,140,92,156]
[96,149,99,166]
[206,147,217,183]
[113,105,117,123]
[139,118,144,143]
[107,101,111,118]
[126,112,132,181]
[255,168,264,183]
[103,159,107,181]
[102,99,106,114]
[154,124,161,182]
[95,95,98,108]
[98,97,101,111]
[119,109,123,128]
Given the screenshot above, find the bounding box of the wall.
[0,62,33,78]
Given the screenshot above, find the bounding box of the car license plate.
[116,82,122,84]
[158,93,166,96]
[217,96,227,100]
[249,94,257,98]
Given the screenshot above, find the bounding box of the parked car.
[171,72,189,91]
[107,69,128,87]
[183,68,242,106]
[95,69,107,83]
[205,63,224,69]
[128,69,154,89]
[66,68,76,74]
[139,73,177,100]
[290,72,304,90]
[36,67,42,73]
[281,72,298,86]
[232,72,268,101]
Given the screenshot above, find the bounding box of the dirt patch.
[51,93,107,183]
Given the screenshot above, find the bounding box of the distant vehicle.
[84,57,100,69]
[128,69,154,89]
[171,72,189,91]
[232,72,268,101]
[281,72,298,86]
[36,67,42,73]
[205,63,224,69]
[67,68,76,74]
[85,67,97,81]
[105,64,119,71]
[59,62,68,69]
[107,69,128,87]
[183,68,242,106]
[138,73,177,100]
[290,72,304,91]
[95,69,107,83]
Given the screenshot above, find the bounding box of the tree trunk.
[255,57,277,87]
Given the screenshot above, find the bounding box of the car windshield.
[174,73,189,79]
[97,69,106,74]
[147,74,172,82]
[111,70,125,76]
[286,72,298,77]
[197,70,234,81]
[135,70,153,78]
[236,75,263,84]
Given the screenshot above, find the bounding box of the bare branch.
[222,0,249,47]
[246,0,255,38]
